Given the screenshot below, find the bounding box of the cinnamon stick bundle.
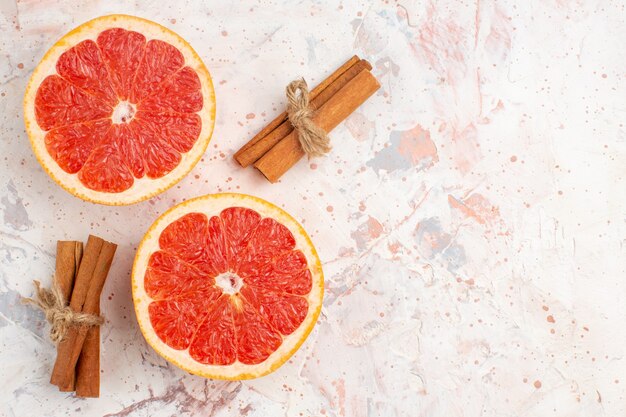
[235,56,359,160]
[23,236,115,398]
[234,55,380,181]
[256,69,379,182]
[50,235,116,397]
[235,56,370,167]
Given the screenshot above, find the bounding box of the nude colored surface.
[1,1,625,416]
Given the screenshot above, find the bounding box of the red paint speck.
[542,305,549,311]
[510,155,517,162]
[602,73,607,78]
[547,315,555,323]
[221,30,228,36]
[326,205,333,212]
[17,63,24,69]
[534,380,542,389]
[246,113,255,119]
[310,163,317,170]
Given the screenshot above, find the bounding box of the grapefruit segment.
[24,15,216,205]
[78,140,134,192]
[204,216,229,275]
[44,119,111,174]
[158,213,229,276]
[158,212,211,266]
[132,194,323,379]
[233,298,283,365]
[136,112,201,153]
[130,39,184,103]
[56,40,117,105]
[132,118,181,178]
[35,75,112,131]
[148,298,209,350]
[145,251,213,299]
[220,207,262,264]
[240,251,313,296]
[96,28,146,100]
[114,123,145,178]
[240,285,308,336]
[189,296,237,365]
[140,67,203,113]
[235,217,297,275]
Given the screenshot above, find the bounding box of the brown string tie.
[22,280,104,343]
[285,78,332,158]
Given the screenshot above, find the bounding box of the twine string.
[22,280,103,343]
[285,78,332,158]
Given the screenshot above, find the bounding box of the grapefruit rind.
[23,14,216,205]
[132,193,324,380]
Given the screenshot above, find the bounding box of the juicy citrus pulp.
[132,194,324,379]
[24,15,215,205]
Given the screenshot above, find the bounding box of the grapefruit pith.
[23,15,215,205]
[132,193,324,379]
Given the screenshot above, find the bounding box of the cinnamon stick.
[53,241,83,392]
[50,235,116,392]
[54,241,83,301]
[254,68,380,182]
[75,303,99,397]
[234,55,362,167]
[74,237,103,397]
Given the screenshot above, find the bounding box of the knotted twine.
[285,78,332,158]
[22,279,104,343]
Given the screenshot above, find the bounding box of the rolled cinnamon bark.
[75,238,104,396]
[234,55,362,167]
[54,241,83,301]
[75,304,100,397]
[53,241,83,392]
[254,68,380,182]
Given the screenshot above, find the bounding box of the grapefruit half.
[132,193,324,379]
[23,15,215,205]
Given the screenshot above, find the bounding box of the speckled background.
[1,0,625,416]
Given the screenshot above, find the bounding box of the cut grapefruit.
[23,15,215,205]
[132,193,324,379]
